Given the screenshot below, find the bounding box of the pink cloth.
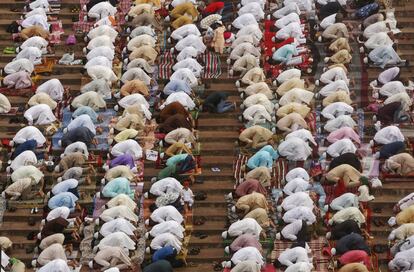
[338,250,371,267]
[229,234,262,253]
[327,127,361,145]
[3,71,32,89]
[235,179,268,197]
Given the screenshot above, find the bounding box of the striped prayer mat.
[201,51,222,79]
[271,237,331,272]
[158,51,175,79]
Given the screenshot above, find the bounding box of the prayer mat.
[0,87,34,97]
[223,264,276,272]
[158,51,175,79]
[49,21,64,44]
[271,236,330,272]
[201,51,221,79]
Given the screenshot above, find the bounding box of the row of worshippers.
[85,2,147,271]
[139,2,202,269]
[316,6,377,272]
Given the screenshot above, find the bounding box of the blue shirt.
[272,44,297,62]
[152,246,176,262]
[247,145,278,169]
[163,80,192,96]
[166,154,188,167]
[102,177,134,199]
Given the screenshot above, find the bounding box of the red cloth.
[339,250,371,267]
[334,179,347,198]
[204,2,224,13]
[223,31,232,40]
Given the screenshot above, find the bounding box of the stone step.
[193,193,226,207]
[0,221,41,236]
[193,206,227,221]
[2,209,43,222]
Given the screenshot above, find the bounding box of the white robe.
[4,59,34,75]
[320,13,337,29]
[175,35,206,53]
[14,46,42,65]
[285,168,309,182]
[160,91,196,110]
[231,247,264,267]
[226,218,263,238]
[87,46,115,61]
[38,259,70,272]
[374,126,405,145]
[11,165,44,184]
[330,193,359,211]
[321,102,354,120]
[285,129,317,146]
[320,67,349,85]
[52,179,78,195]
[365,32,393,50]
[87,65,118,83]
[171,24,201,40]
[36,79,65,101]
[273,3,300,19]
[100,205,139,223]
[21,14,49,30]
[149,232,182,252]
[21,36,48,54]
[283,178,310,195]
[150,206,184,224]
[67,114,97,135]
[29,0,49,10]
[176,47,198,62]
[326,138,357,158]
[282,206,316,225]
[88,2,117,19]
[130,26,156,39]
[278,247,312,267]
[10,150,37,171]
[243,93,273,113]
[275,13,300,29]
[363,21,388,39]
[121,67,151,85]
[149,220,185,239]
[319,80,349,96]
[173,58,203,78]
[278,137,312,161]
[330,207,365,225]
[0,93,11,113]
[275,22,303,40]
[24,104,56,125]
[100,218,136,237]
[384,92,412,111]
[63,141,89,159]
[13,126,46,146]
[111,139,143,160]
[88,25,118,42]
[84,56,113,70]
[379,81,407,97]
[170,68,198,87]
[280,192,314,211]
[230,42,261,60]
[149,177,183,196]
[276,68,301,83]
[280,220,304,241]
[97,232,135,251]
[238,2,264,21]
[324,115,356,133]
[233,13,258,29]
[127,35,156,51]
[236,25,263,41]
[243,104,272,124]
[87,36,114,51]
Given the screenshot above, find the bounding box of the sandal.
[188,247,200,255]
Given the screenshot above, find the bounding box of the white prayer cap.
[54,165,60,172]
[275,233,281,240]
[145,219,150,226]
[328,219,334,225]
[144,192,149,199]
[89,261,93,268]
[57,177,62,182]
[1,192,6,198]
[94,232,99,239]
[326,232,331,239]
[58,140,62,147]
[276,206,283,212]
[331,248,336,255]
[145,232,150,239]
[221,231,228,239]
[231,206,236,213]
[145,247,151,254]
[95,218,100,225]
[9,140,14,147]
[224,246,230,254]
[324,57,329,63]
[31,260,37,268]
[388,217,397,227]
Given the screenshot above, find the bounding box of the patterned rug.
[271,237,330,272]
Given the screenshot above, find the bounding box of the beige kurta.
[396,205,414,225]
[322,91,352,106]
[276,102,310,118]
[0,93,11,113]
[243,82,273,99]
[385,153,414,175]
[338,263,369,272]
[115,114,145,131]
[244,207,270,228]
[4,178,35,199]
[276,112,308,132]
[165,142,193,157]
[241,67,265,85]
[329,37,351,52]
[236,192,268,213]
[276,78,305,96]
[129,45,158,65]
[105,165,135,181]
[106,194,137,211]
[239,126,273,149]
[58,152,86,172]
[164,128,195,145]
[28,92,58,110]
[71,91,106,110]
[328,49,352,64]
[11,165,43,183]
[114,129,139,143]
[39,233,65,250]
[0,236,12,250]
[326,164,362,188]
[120,79,149,97]
[37,243,67,266]
[245,166,271,187]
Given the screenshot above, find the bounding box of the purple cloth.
[110,154,135,169]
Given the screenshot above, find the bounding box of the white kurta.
[171,24,201,40]
[278,137,312,161]
[111,139,143,160]
[226,218,263,238]
[285,168,309,182]
[13,126,46,146]
[38,259,70,272]
[84,56,113,70]
[4,59,34,74]
[173,58,203,78]
[320,67,349,85]
[149,232,182,251]
[127,34,156,51]
[231,247,264,266]
[150,177,183,196]
[243,93,273,113]
[280,192,314,211]
[97,232,136,251]
[67,114,96,135]
[176,47,199,62]
[100,205,139,223]
[150,206,184,224]
[175,35,206,53]
[87,36,114,50]
[87,46,115,61]
[243,104,272,124]
[88,2,117,19]
[330,207,365,225]
[276,68,301,83]
[319,80,349,97]
[275,13,300,29]
[10,150,37,171]
[330,193,359,211]
[283,178,310,195]
[379,81,407,97]
[36,79,65,101]
[0,93,11,113]
[279,88,314,106]
[233,13,258,29]
[14,46,42,65]
[374,126,405,144]
[326,138,357,158]
[285,129,317,146]
[100,218,136,237]
[238,2,264,21]
[321,102,354,120]
[88,25,118,42]
[273,3,300,19]
[24,104,56,125]
[170,68,198,87]
[149,220,185,239]
[280,219,304,241]
[278,247,312,267]
[121,67,151,85]
[324,115,356,133]
[282,206,316,225]
[159,91,196,110]
[384,92,412,112]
